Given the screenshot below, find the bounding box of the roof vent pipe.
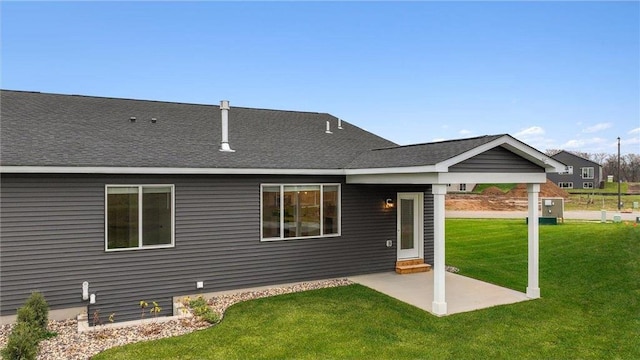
[325,120,332,134]
[219,100,235,152]
[338,118,343,129]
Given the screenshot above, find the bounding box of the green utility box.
[526,217,558,225]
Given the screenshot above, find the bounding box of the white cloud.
[582,122,612,133]
[459,129,472,136]
[431,137,446,142]
[629,127,640,135]
[561,137,607,149]
[515,126,545,137]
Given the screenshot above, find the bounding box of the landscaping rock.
[0,278,352,360]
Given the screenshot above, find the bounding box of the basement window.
[105,185,175,251]
[583,182,594,189]
[261,184,340,241]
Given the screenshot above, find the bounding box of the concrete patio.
[349,271,531,316]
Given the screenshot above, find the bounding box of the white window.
[560,166,573,175]
[583,182,594,189]
[581,167,594,179]
[261,184,340,241]
[558,182,573,189]
[105,185,175,251]
[459,184,467,192]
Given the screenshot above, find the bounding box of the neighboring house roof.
[0,90,564,176]
[551,150,601,168]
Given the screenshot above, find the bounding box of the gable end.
[449,146,544,173]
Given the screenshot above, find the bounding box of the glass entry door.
[397,193,423,260]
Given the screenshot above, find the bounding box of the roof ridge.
[0,89,328,115]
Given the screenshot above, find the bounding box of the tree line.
[545,150,640,183]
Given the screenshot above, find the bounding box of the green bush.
[0,322,39,360]
[187,296,219,324]
[23,292,49,333]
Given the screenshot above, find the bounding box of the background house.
[547,150,603,190]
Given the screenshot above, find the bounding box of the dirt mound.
[446,180,569,211]
[507,180,569,198]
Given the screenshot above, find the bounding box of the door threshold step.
[395,259,431,274]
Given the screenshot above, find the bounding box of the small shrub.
[22,292,49,333]
[16,306,38,328]
[187,296,219,324]
[0,322,39,360]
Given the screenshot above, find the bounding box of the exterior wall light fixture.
[385,198,395,209]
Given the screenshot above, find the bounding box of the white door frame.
[396,192,424,260]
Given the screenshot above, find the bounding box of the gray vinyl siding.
[0,174,432,323]
[450,146,544,173]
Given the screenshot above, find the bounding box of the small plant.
[92,309,103,327]
[187,295,220,324]
[149,301,162,318]
[108,313,116,324]
[0,321,39,360]
[139,300,148,320]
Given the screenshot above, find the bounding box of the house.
[446,183,476,192]
[546,150,603,190]
[0,90,565,323]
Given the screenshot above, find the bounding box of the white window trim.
[105,184,175,252]
[581,167,594,179]
[558,182,573,189]
[583,182,594,189]
[260,183,341,242]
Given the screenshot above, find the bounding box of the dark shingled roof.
[346,135,505,168]
[0,90,397,169]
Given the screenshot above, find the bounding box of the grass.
[95,220,640,359]
[472,183,517,193]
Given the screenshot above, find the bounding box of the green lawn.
[95,220,640,359]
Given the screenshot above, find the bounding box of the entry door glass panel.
[397,193,422,260]
[400,199,414,250]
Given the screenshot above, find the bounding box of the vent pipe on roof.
[338,118,343,129]
[219,100,235,152]
[325,120,332,134]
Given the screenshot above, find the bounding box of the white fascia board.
[346,172,439,184]
[436,172,548,184]
[344,165,437,176]
[347,171,548,185]
[0,166,345,176]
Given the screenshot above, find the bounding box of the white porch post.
[432,184,447,315]
[527,183,541,298]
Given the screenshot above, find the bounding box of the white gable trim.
[347,172,547,185]
[437,135,564,173]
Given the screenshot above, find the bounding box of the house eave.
[0,166,346,176]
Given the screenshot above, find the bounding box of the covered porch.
[345,135,567,316]
[350,271,530,316]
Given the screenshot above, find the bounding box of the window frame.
[581,167,594,179]
[583,182,594,189]
[558,182,573,189]
[105,184,175,252]
[260,183,341,242]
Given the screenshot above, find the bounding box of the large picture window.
[106,185,174,251]
[261,184,340,241]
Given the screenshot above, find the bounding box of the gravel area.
[0,278,352,360]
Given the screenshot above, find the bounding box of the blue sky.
[2,1,639,155]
